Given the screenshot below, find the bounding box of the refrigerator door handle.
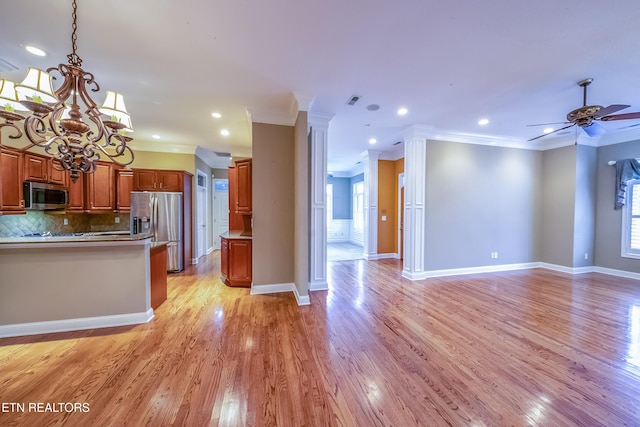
[153,196,159,241]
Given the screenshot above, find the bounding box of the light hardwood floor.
[1,255,640,426]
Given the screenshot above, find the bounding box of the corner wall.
[252,123,295,287]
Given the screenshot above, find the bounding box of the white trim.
[293,287,311,306]
[207,246,215,255]
[191,257,199,264]
[250,282,311,306]
[309,281,329,291]
[538,262,594,275]
[367,253,398,260]
[593,266,640,280]
[251,282,295,295]
[0,309,154,339]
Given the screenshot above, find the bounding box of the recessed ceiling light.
[211,112,221,119]
[366,104,380,111]
[369,138,377,145]
[25,45,46,57]
[397,107,408,116]
[152,134,161,139]
[478,118,489,126]
[543,128,554,134]
[220,129,230,136]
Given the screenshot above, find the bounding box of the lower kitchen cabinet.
[150,243,168,309]
[220,234,252,288]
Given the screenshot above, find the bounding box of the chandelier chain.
[67,0,82,67]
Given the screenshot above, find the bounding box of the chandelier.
[0,0,134,182]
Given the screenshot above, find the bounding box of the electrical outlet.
[490,252,499,259]
[63,218,68,225]
[115,217,120,224]
[584,252,588,260]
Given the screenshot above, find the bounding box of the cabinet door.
[86,162,114,211]
[24,153,48,183]
[133,169,158,191]
[221,237,229,279]
[116,169,134,211]
[229,239,252,283]
[158,171,182,191]
[66,174,85,211]
[48,159,68,185]
[0,150,24,211]
[228,166,243,230]
[236,159,252,214]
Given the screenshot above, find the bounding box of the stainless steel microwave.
[23,181,69,210]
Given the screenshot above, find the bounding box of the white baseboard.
[366,253,398,260]
[309,280,329,291]
[593,266,640,280]
[416,262,539,279]
[250,282,310,306]
[191,257,199,264]
[0,309,154,339]
[206,246,215,255]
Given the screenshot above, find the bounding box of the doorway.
[398,173,404,260]
[213,179,229,250]
[196,171,208,259]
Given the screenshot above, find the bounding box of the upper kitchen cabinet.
[116,169,133,212]
[235,159,252,214]
[133,169,184,192]
[0,148,25,213]
[23,153,68,186]
[86,161,115,212]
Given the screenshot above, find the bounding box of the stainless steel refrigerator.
[130,191,183,272]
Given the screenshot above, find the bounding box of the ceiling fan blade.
[526,121,571,127]
[594,104,630,118]
[581,121,605,137]
[528,124,575,142]
[600,111,640,121]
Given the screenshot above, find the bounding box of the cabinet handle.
[153,182,156,189]
[45,174,48,181]
[160,183,163,189]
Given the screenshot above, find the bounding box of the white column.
[402,125,431,280]
[362,150,381,260]
[308,112,333,291]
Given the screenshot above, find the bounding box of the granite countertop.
[220,230,252,239]
[0,233,152,248]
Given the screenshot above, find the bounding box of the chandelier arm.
[0,122,24,140]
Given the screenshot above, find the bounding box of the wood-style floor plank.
[1,255,640,426]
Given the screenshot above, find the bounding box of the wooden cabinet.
[235,159,252,214]
[133,169,183,192]
[220,235,251,287]
[23,153,68,186]
[221,238,229,278]
[116,169,133,211]
[86,161,115,212]
[66,175,86,212]
[0,149,24,213]
[150,243,168,309]
[228,166,243,230]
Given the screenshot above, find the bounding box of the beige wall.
[252,123,295,286]
[294,112,309,297]
[130,150,196,175]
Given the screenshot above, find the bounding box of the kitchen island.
[0,234,158,338]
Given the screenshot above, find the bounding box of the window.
[326,184,333,232]
[622,179,640,258]
[353,181,364,233]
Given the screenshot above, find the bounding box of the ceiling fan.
[528,78,640,141]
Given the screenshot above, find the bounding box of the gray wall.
[328,176,351,219]
[539,145,577,267]
[424,140,541,270]
[594,139,640,272]
[573,145,597,267]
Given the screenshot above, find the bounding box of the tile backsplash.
[0,211,130,237]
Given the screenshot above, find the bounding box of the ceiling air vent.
[346,95,360,106]
[393,141,403,146]
[213,151,231,157]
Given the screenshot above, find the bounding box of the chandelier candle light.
[0,0,134,182]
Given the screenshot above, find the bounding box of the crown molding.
[130,140,197,154]
[195,146,233,169]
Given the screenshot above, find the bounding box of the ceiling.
[2,1,640,174]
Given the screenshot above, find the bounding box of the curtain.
[615,158,640,209]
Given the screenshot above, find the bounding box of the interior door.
[213,179,229,250]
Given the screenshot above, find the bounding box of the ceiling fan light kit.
[0,0,134,183]
[528,78,640,142]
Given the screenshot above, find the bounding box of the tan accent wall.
[252,123,295,286]
[130,151,196,175]
[377,160,397,254]
[294,112,309,297]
